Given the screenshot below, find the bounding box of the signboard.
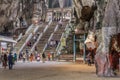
[1,42,7,49]
[61,38,66,46]
[1,42,7,52]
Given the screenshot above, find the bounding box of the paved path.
[0,61,120,80]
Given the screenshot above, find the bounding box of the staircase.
[14,24,42,54]
[22,23,47,53]
[45,21,69,53]
[37,22,57,53]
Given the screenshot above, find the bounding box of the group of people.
[18,51,49,63]
[26,32,40,48]
[0,52,17,70]
[19,52,36,62]
[48,40,59,48]
[0,51,50,70]
[53,17,61,22]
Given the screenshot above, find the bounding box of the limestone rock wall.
[0,0,47,34]
[95,0,120,76]
[73,0,120,76]
[0,0,19,31]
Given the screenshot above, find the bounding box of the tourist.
[8,52,13,70]
[13,53,17,62]
[3,53,8,69]
[47,52,51,61]
[42,52,46,63]
[29,53,34,62]
[36,54,40,62]
[22,53,26,62]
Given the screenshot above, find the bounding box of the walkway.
[0,61,119,80]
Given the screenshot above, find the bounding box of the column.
[73,34,76,62]
[83,33,86,62]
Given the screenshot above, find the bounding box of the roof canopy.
[0,35,17,43]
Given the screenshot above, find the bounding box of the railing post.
[73,34,76,62]
[83,33,86,62]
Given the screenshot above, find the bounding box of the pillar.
[83,33,86,62]
[73,34,76,62]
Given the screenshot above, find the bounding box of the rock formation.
[0,0,47,35]
[73,0,120,76]
[0,0,19,32]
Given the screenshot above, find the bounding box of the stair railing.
[54,20,62,32]
[54,24,59,32]
[16,33,23,42]
[18,33,32,54]
[43,19,52,33]
[25,24,33,34]
[56,23,69,56]
[42,32,54,53]
[30,32,43,53]
[56,33,64,55]
[16,24,35,43]
[42,22,59,53]
[18,25,40,53]
[33,25,40,33]
[14,24,33,49]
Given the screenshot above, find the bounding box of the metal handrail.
[30,33,43,52]
[25,24,33,34]
[54,24,59,32]
[16,33,23,42]
[43,19,52,33]
[42,32,54,53]
[18,33,32,53]
[42,22,59,53]
[56,33,64,55]
[18,25,40,53]
[33,25,39,33]
[56,23,69,55]
[54,20,62,32]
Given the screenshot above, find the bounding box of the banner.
[1,42,7,49]
[61,38,66,46]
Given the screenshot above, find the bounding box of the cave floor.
[0,61,120,80]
